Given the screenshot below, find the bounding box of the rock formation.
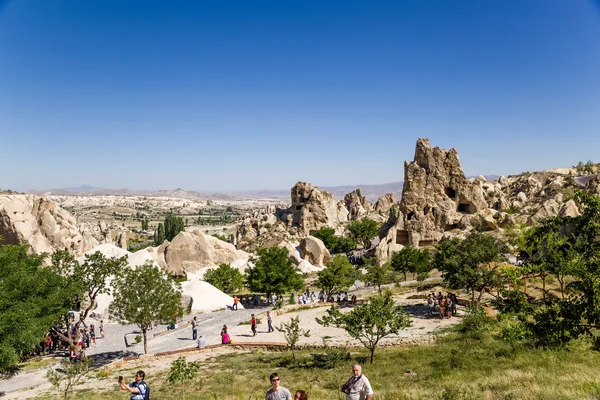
[0,195,99,257]
[116,231,127,249]
[344,189,373,220]
[299,236,332,266]
[150,230,248,276]
[290,182,349,235]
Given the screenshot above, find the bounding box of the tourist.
[254,294,260,307]
[427,294,434,315]
[311,292,316,303]
[344,292,349,302]
[265,372,292,400]
[90,324,96,346]
[119,370,148,400]
[267,311,274,333]
[341,364,374,400]
[251,314,257,336]
[197,335,206,349]
[272,294,278,305]
[99,320,105,338]
[446,295,453,319]
[298,294,303,304]
[295,390,308,400]
[439,296,446,319]
[302,293,307,304]
[318,290,324,302]
[192,316,198,340]
[233,295,239,311]
[451,293,458,316]
[221,326,231,344]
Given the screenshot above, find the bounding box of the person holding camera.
[119,370,148,400]
[341,364,374,400]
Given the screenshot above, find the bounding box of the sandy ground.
[2,289,461,399]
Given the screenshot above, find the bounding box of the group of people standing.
[266,364,374,400]
[427,292,458,318]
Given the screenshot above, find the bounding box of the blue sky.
[1,0,599,192]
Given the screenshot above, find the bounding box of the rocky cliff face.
[0,195,100,257]
[290,182,350,235]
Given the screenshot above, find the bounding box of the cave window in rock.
[295,205,302,211]
[445,187,456,199]
[396,230,409,245]
[444,223,457,231]
[418,240,437,247]
[407,212,415,221]
[457,202,476,214]
[424,206,430,215]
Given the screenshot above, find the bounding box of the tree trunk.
[369,347,375,364]
[142,328,148,355]
[558,277,565,299]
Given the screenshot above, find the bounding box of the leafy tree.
[140,219,149,231]
[315,255,358,295]
[246,247,304,299]
[167,356,200,399]
[46,358,90,400]
[433,233,505,302]
[0,246,73,372]
[317,290,410,363]
[313,226,355,254]
[204,263,245,293]
[50,251,127,352]
[346,218,379,249]
[154,223,166,245]
[363,257,395,293]
[110,263,183,354]
[164,214,185,241]
[389,247,431,281]
[278,316,310,360]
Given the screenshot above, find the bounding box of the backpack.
[139,381,150,400]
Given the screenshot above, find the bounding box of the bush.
[460,304,494,333]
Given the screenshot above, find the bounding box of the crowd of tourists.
[427,292,458,318]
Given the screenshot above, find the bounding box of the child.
[251,314,257,336]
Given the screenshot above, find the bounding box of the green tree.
[346,218,379,249]
[315,255,358,295]
[155,223,166,245]
[50,251,127,352]
[164,214,185,241]
[364,257,395,293]
[110,263,183,354]
[313,226,355,254]
[389,247,431,282]
[0,246,73,372]
[433,233,505,302]
[204,263,245,293]
[278,316,310,360]
[317,290,410,363]
[246,247,304,299]
[167,356,200,400]
[46,358,90,400]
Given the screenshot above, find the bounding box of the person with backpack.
[119,370,149,400]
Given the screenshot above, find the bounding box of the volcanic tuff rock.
[344,189,373,220]
[291,181,349,235]
[0,195,99,257]
[299,236,332,266]
[150,230,248,276]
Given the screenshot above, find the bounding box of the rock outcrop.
[151,230,248,276]
[299,236,332,266]
[0,195,99,257]
[291,182,349,235]
[116,231,127,249]
[344,189,373,220]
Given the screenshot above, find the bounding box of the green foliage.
[317,289,411,363]
[278,316,310,360]
[167,356,200,399]
[576,159,595,174]
[315,255,358,295]
[0,246,73,372]
[363,257,395,293]
[140,219,149,231]
[312,226,355,254]
[164,214,185,241]
[389,246,431,281]
[46,358,90,400]
[110,262,183,354]
[523,300,586,349]
[346,218,378,249]
[246,247,304,298]
[460,304,494,333]
[211,233,231,243]
[203,263,245,293]
[51,250,127,351]
[154,222,166,245]
[433,233,505,302]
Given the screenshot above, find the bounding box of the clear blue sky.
[1,0,599,192]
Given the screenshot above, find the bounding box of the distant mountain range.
[28,175,500,203]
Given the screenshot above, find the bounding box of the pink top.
[222,333,230,344]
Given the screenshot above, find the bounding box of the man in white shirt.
[341,364,374,400]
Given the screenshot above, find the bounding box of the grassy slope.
[38,326,600,400]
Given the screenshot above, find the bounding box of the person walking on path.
[341,364,374,400]
[265,373,292,400]
[99,320,105,339]
[267,311,274,333]
[427,294,435,316]
[233,296,239,311]
[192,316,198,340]
[251,314,257,336]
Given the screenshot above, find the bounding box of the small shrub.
[134,335,142,344]
[460,304,493,333]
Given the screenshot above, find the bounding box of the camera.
[118,375,123,382]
